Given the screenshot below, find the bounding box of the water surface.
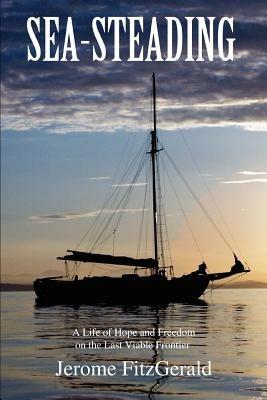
[2,290,267,400]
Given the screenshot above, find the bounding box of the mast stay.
[150,72,161,276]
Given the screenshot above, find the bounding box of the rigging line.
[160,200,173,267]
[136,158,150,259]
[159,154,173,267]
[108,186,149,253]
[204,272,247,294]
[88,137,150,243]
[78,145,148,268]
[89,136,149,242]
[89,185,139,252]
[112,149,149,231]
[89,145,149,252]
[164,148,235,254]
[180,131,244,260]
[75,136,149,251]
[145,160,152,259]
[156,155,166,267]
[92,179,142,252]
[150,78,154,131]
[80,81,152,257]
[106,146,149,238]
[110,129,139,186]
[145,160,152,258]
[158,166,174,270]
[96,137,150,220]
[88,180,134,252]
[162,154,205,261]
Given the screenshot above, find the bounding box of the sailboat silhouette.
[34,74,249,305]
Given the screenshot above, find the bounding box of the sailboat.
[34,74,250,305]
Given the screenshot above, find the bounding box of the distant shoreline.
[208,280,267,289]
[1,283,33,291]
[1,281,266,292]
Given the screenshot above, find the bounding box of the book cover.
[1,1,267,400]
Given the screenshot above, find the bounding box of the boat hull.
[34,274,210,306]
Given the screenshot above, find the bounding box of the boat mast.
[151,73,159,275]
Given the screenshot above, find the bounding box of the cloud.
[239,171,267,176]
[221,179,267,184]
[29,208,147,222]
[1,1,267,134]
[88,176,111,180]
[111,182,148,187]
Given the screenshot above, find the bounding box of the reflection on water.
[2,290,267,400]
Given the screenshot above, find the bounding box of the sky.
[1,0,267,283]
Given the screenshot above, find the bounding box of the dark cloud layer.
[1,0,267,133]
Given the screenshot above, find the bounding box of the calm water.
[1,290,267,400]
